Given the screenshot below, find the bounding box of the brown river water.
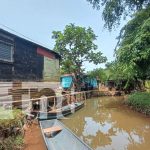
[61,96,150,150]
[24,96,150,150]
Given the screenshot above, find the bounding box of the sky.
[0,0,124,71]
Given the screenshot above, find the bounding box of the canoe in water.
[40,119,93,150]
[37,101,84,120]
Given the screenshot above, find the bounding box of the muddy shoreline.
[24,124,47,150]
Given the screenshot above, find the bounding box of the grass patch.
[127,92,150,115]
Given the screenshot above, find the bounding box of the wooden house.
[0,28,60,82]
[0,28,61,104]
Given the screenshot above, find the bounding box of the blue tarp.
[61,76,73,88]
[90,78,98,88]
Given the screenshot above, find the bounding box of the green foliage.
[127,92,150,115]
[87,0,150,30]
[0,108,24,129]
[145,80,150,92]
[0,135,24,150]
[87,68,108,82]
[52,24,107,74]
[115,6,150,80]
[88,61,139,90]
[87,1,150,89]
[145,80,150,89]
[87,61,125,82]
[0,108,25,150]
[104,61,125,80]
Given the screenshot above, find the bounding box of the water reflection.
[83,118,113,136]
[62,97,150,150]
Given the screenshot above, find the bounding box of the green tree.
[87,0,150,30]
[52,24,107,75]
[115,6,150,81]
[88,61,138,91]
[87,68,108,82]
[106,61,137,90]
[87,1,150,90]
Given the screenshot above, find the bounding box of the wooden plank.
[43,126,62,133]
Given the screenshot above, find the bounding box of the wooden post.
[84,92,86,105]
[54,97,56,109]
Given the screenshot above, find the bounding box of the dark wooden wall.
[0,63,13,81]
[13,38,44,81]
[0,33,14,81]
[0,29,60,81]
[0,31,44,81]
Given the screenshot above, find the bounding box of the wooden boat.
[40,119,93,150]
[37,101,84,120]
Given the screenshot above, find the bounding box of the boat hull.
[40,119,93,150]
[37,101,84,120]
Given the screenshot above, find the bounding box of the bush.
[0,135,24,150]
[0,108,24,129]
[0,108,25,150]
[127,92,150,115]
